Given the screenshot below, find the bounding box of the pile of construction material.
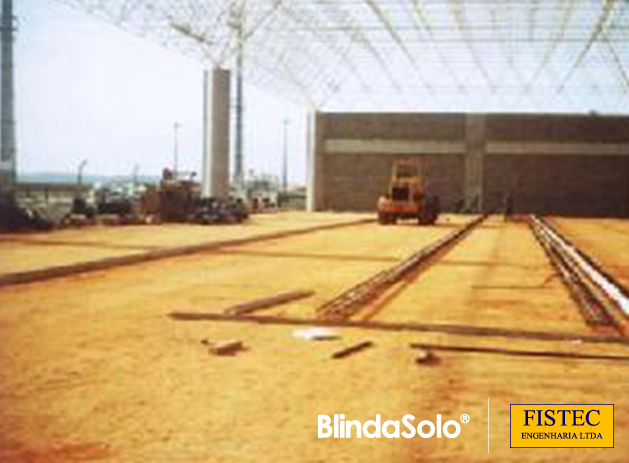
[0,169,249,233]
[0,193,55,231]
[140,170,248,224]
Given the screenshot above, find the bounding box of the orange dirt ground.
[0,213,628,462]
[0,212,368,276]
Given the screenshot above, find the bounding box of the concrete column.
[621,159,628,216]
[201,68,231,198]
[464,114,486,212]
[0,0,16,193]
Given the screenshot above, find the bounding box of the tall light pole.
[282,119,290,193]
[0,0,16,193]
[229,3,245,194]
[77,159,88,186]
[173,122,180,177]
[132,164,140,192]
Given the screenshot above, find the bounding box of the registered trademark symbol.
[460,414,470,424]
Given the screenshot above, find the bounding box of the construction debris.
[410,342,629,362]
[141,169,249,224]
[331,341,374,359]
[415,349,440,366]
[0,193,55,231]
[292,327,339,341]
[201,339,245,356]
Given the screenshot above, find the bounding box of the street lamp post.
[77,159,88,186]
[229,4,245,194]
[132,164,140,192]
[173,122,180,177]
[282,119,290,193]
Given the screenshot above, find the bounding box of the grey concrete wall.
[323,113,465,140]
[313,112,629,217]
[324,153,464,212]
[484,114,629,216]
[486,114,629,143]
[314,112,466,211]
[484,155,629,216]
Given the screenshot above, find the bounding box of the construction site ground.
[1,212,628,462]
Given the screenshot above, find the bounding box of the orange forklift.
[377,159,440,225]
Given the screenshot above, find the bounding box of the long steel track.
[169,311,628,345]
[316,214,488,320]
[0,217,374,288]
[529,215,629,335]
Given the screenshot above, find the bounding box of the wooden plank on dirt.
[331,341,374,359]
[410,342,629,362]
[224,290,315,315]
[202,339,245,356]
[167,311,629,345]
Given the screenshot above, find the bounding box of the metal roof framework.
[62,0,629,113]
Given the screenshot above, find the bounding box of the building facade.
[310,113,629,217]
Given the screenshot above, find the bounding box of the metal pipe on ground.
[529,216,615,326]
[530,215,629,334]
[316,214,488,320]
[542,217,629,317]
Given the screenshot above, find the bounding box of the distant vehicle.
[0,193,54,231]
[377,159,440,225]
[140,168,248,224]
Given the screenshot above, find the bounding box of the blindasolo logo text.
[510,404,614,448]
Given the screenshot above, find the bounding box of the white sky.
[16,0,308,184]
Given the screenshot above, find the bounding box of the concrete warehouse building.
[310,113,629,216]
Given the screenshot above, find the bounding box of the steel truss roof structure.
[63,0,629,113]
